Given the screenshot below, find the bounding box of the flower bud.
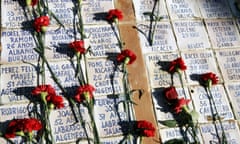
[41,26,48,33]
[26,0,32,6]
[49,103,55,110]
[124,57,130,65]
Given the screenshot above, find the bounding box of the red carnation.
[31,0,38,6]
[174,98,191,114]
[48,95,64,109]
[106,9,123,23]
[117,49,137,65]
[32,84,56,97]
[169,57,187,73]
[135,120,155,137]
[164,86,178,103]
[74,84,95,103]
[69,40,86,54]
[33,16,50,32]
[200,72,219,87]
[5,118,42,138]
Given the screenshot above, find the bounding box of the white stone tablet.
[190,85,234,122]
[172,20,211,50]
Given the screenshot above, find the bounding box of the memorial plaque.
[45,60,79,93]
[159,127,203,143]
[87,58,124,96]
[48,0,75,26]
[182,50,221,85]
[95,96,127,137]
[205,19,240,48]
[136,21,178,53]
[215,49,240,81]
[172,20,211,50]
[49,105,91,143]
[1,28,37,63]
[145,53,183,88]
[225,82,240,119]
[0,63,38,104]
[45,27,75,60]
[81,0,114,24]
[0,103,31,122]
[84,25,121,58]
[190,85,234,122]
[132,0,168,21]
[198,0,232,18]
[166,0,201,19]
[200,121,240,144]
[1,0,29,28]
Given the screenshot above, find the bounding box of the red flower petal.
[173,98,191,114]
[135,120,155,137]
[106,9,123,23]
[69,40,86,54]
[74,84,95,103]
[164,86,178,103]
[201,72,219,86]
[117,49,136,65]
[169,57,187,73]
[33,16,50,32]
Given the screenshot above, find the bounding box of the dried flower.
[200,72,219,88]
[33,16,50,33]
[74,84,95,103]
[174,98,191,114]
[5,118,42,138]
[69,40,86,54]
[169,57,187,73]
[164,86,178,103]
[106,9,123,23]
[135,120,156,137]
[117,49,137,65]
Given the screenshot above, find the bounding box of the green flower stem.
[177,71,187,100]
[122,64,135,121]
[149,0,160,46]
[77,1,86,39]
[76,54,86,86]
[207,87,227,144]
[77,105,91,144]
[42,104,54,144]
[111,23,123,50]
[87,104,100,144]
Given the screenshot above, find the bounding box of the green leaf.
[159,120,177,127]
[164,139,185,144]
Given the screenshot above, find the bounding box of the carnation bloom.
[135,120,155,137]
[47,95,64,109]
[74,84,95,103]
[169,57,187,73]
[174,98,191,114]
[69,40,86,54]
[106,9,123,23]
[33,16,50,32]
[5,118,42,138]
[117,49,136,65]
[32,85,64,109]
[164,86,178,103]
[200,72,219,87]
[32,84,56,96]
